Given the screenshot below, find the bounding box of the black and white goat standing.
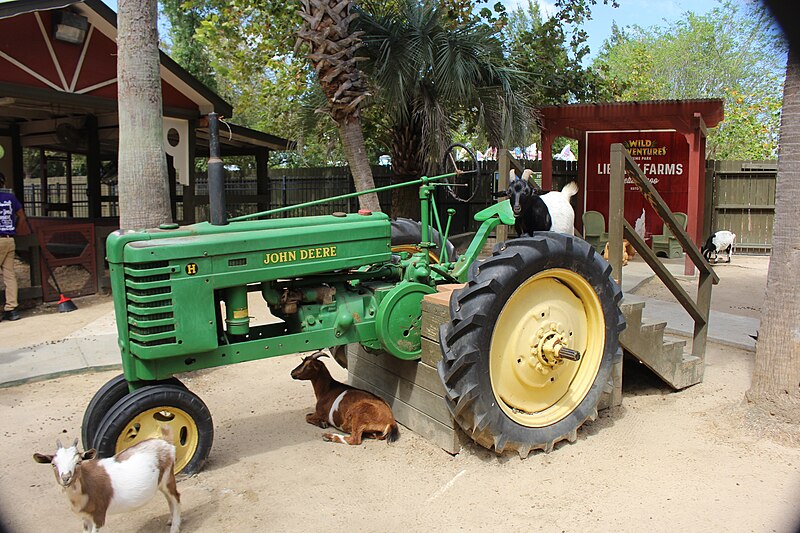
[34,432,180,533]
[502,170,578,236]
[702,230,736,263]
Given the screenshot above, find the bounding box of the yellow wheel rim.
[392,245,442,264]
[115,406,199,473]
[489,268,605,427]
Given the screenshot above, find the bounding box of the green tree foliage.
[505,0,613,106]
[593,0,786,159]
[163,1,325,163]
[161,0,217,90]
[355,0,534,217]
[159,0,616,169]
[357,0,533,172]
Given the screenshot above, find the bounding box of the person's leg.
[0,238,18,312]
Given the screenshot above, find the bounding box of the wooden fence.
[192,160,578,236]
[21,158,775,251]
[707,160,776,253]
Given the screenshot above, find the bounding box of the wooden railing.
[608,143,719,361]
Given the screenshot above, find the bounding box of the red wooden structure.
[0,0,294,303]
[538,99,724,274]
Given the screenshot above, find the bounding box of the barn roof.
[539,99,725,139]
[0,0,232,118]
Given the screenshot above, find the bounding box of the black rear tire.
[438,233,625,457]
[94,385,213,475]
[391,217,458,263]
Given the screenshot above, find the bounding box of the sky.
[100,0,733,63]
[506,0,728,60]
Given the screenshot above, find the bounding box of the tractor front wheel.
[93,385,213,475]
[438,233,624,457]
[81,374,185,449]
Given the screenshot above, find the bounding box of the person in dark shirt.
[0,171,28,321]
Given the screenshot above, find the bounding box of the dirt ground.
[629,254,769,320]
[1,255,798,533]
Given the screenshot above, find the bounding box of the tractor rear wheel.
[438,233,624,457]
[391,217,458,263]
[94,385,213,475]
[81,374,185,449]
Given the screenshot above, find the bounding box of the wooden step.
[619,301,704,390]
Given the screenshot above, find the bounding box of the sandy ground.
[2,255,798,533]
[629,254,769,320]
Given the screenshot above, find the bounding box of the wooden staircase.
[619,298,704,390]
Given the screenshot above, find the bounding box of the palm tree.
[117,0,172,229]
[745,46,800,420]
[296,0,381,212]
[356,0,533,218]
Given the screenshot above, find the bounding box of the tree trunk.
[389,118,425,220]
[390,182,421,220]
[117,0,172,230]
[745,48,800,421]
[337,117,381,212]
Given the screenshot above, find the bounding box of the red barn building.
[0,0,292,303]
[538,100,724,274]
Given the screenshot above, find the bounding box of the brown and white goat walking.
[291,350,400,445]
[34,429,180,533]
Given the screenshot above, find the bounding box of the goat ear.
[33,453,54,464]
[82,449,97,461]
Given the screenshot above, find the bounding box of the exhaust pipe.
[207,112,227,226]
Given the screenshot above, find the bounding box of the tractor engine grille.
[123,261,176,348]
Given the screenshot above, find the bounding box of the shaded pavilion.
[0,0,293,302]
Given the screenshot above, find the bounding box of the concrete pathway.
[620,259,759,353]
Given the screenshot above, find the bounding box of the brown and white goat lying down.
[34,430,180,533]
[291,351,400,445]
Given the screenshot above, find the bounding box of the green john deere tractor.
[81,125,624,474]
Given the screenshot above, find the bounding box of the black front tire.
[81,374,185,449]
[94,385,214,475]
[438,233,625,457]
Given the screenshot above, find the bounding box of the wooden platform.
[348,284,624,454]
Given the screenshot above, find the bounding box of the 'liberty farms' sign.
[585,131,689,240]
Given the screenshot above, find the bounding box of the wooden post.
[608,144,625,286]
[166,154,177,221]
[182,119,197,224]
[86,114,102,219]
[575,135,586,235]
[693,267,712,368]
[541,130,553,190]
[256,147,269,212]
[496,148,510,242]
[10,123,24,201]
[39,148,48,216]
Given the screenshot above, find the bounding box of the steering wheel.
[441,143,480,203]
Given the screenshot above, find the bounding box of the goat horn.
[73,438,79,449]
[310,350,330,360]
[56,439,63,449]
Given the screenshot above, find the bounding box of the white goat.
[702,230,736,263]
[34,432,180,533]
